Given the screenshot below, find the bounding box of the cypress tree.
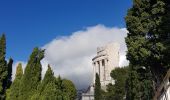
[62,79,77,100]
[40,78,62,100]
[6,63,23,100]
[0,34,8,99]
[125,0,170,99]
[39,64,54,93]
[6,58,13,89]
[34,65,77,100]
[31,65,55,100]
[37,64,55,99]
[19,47,44,100]
[34,65,63,100]
[31,65,63,100]
[94,73,102,100]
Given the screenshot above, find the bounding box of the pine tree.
[106,66,129,100]
[6,63,23,100]
[94,73,102,100]
[19,47,44,100]
[125,0,170,99]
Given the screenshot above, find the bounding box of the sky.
[0,0,132,89]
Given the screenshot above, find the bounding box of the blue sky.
[0,0,132,61]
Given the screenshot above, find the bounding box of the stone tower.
[92,42,119,89]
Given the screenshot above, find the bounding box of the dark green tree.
[125,0,170,99]
[6,58,13,89]
[40,76,64,100]
[105,67,129,100]
[19,47,44,100]
[39,65,55,94]
[0,34,13,99]
[62,79,77,100]
[94,73,102,100]
[31,64,56,100]
[125,65,142,100]
[6,63,23,100]
[31,65,76,100]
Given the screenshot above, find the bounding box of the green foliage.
[3,46,77,100]
[38,65,55,94]
[105,66,129,100]
[0,34,13,99]
[125,0,170,99]
[126,0,170,81]
[125,65,154,100]
[94,73,102,100]
[6,58,13,89]
[125,66,141,100]
[0,34,77,100]
[0,34,7,99]
[31,65,77,100]
[32,65,57,100]
[19,48,44,100]
[62,79,77,100]
[6,63,23,100]
[39,76,66,100]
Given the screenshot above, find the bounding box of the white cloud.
[42,24,129,89]
[12,25,129,89]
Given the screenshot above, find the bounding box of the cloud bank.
[42,24,129,89]
[12,24,128,89]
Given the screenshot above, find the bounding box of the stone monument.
[81,42,120,100]
[92,42,119,90]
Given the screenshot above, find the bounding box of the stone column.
[105,59,109,81]
[99,60,103,82]
[93,62,96,84]
[97,61,99,74]
[94,61,99,84]
[103,59,106,81]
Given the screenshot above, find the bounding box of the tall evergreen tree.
[6,63,23,100]
[39,65,55,94]
[6,58,13,89]
[94,73,102,100]
[62,79,77,100]
[31,65,76,100]
[19,47,44,100]
[39,77,63,100]
[125,0,170,99]
[0,34,12,99]
[31,65,55,100]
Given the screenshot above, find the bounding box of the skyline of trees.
[0,34,77,100]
